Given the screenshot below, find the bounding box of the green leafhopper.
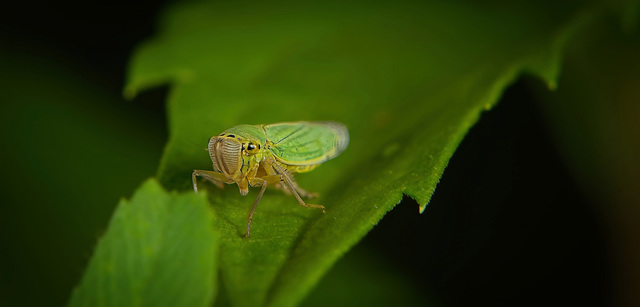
[192,121,349,237]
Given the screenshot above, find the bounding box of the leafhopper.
[192,121,349,237]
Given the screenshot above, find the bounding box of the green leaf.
[125,1,596,306]
[303,244,436,306]
[67,179,217,307]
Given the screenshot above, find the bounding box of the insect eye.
[247,143,256,151]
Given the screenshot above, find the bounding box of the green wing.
[263,121,349,166]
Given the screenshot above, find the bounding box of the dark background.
[1,2,169,306]
[0,1,610,306]
[360,80,610,306]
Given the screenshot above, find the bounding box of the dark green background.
[0,1,614,306]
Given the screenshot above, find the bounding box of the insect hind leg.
[273,178,318,199]
[266,160,325,213]
[286,178,325,212]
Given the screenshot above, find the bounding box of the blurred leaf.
[125,0,595,306]
[67,179,217,307]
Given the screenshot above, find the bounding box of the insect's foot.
[308,204,326,213]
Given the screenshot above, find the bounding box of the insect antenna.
[179,139,209,151]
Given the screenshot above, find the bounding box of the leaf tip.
[419,203,428,214]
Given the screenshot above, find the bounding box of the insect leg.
[263,161,318,198]
[272,179,318,199]
[192,170,228,192]
[244,177,268,238]
[283,176,319,199]
[268,159,326,213]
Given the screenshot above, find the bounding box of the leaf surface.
[125,1,591,306]
[68,179,217,307]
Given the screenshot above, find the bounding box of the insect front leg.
[192,170,228,192]
[243,175,280,238]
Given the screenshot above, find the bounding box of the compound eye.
[247,143,256,151]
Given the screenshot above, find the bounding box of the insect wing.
[264,122,349,166]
